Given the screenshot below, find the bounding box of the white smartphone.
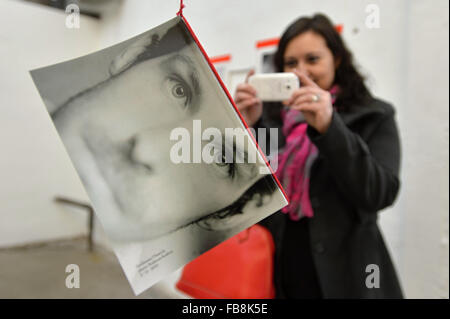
[248,72,299,101]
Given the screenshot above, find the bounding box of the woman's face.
[283,31,338,90]
[72,42,264,242]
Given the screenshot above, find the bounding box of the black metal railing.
[54,196,94,252]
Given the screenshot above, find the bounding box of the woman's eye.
[284,59,297,68]
[307,56,319,64]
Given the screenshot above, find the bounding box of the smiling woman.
[43,17,285,247]
[235,13,402,299]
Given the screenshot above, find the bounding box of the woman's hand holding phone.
[234,70,263,127]
[284,70,333,134]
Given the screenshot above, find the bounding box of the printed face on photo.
[52,30,267,242]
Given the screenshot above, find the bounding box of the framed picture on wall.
[255,37,279,74]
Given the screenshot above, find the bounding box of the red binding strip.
[335,24,343,34]
[256,38,280,49]
[210,54,232,64]
[180,16,289,204]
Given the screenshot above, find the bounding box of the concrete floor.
[0,237,189,299]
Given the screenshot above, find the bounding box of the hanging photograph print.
[30,16,288,295]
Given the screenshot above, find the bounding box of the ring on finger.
[311,94,320,102]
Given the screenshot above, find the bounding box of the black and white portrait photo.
[30,16,287,294]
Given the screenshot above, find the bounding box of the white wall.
[400,0,449,299]
[0,0,100,246]
[0,0,447,298]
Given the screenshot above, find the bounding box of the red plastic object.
[176,225,275,299]
[256,38,280,49]
[210,54,232,64]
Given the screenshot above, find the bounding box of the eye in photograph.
[213,140,243,180]
[165,73,193,108]
[215,152,237,179]
[213,139,256,182]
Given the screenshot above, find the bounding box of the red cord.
[176,0,185,17]
[180,16,289,203]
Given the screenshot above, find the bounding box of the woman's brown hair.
[273,13,372,110]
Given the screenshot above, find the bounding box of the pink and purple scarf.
[276,85,339,221]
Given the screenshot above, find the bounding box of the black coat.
[258,97,403,298]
